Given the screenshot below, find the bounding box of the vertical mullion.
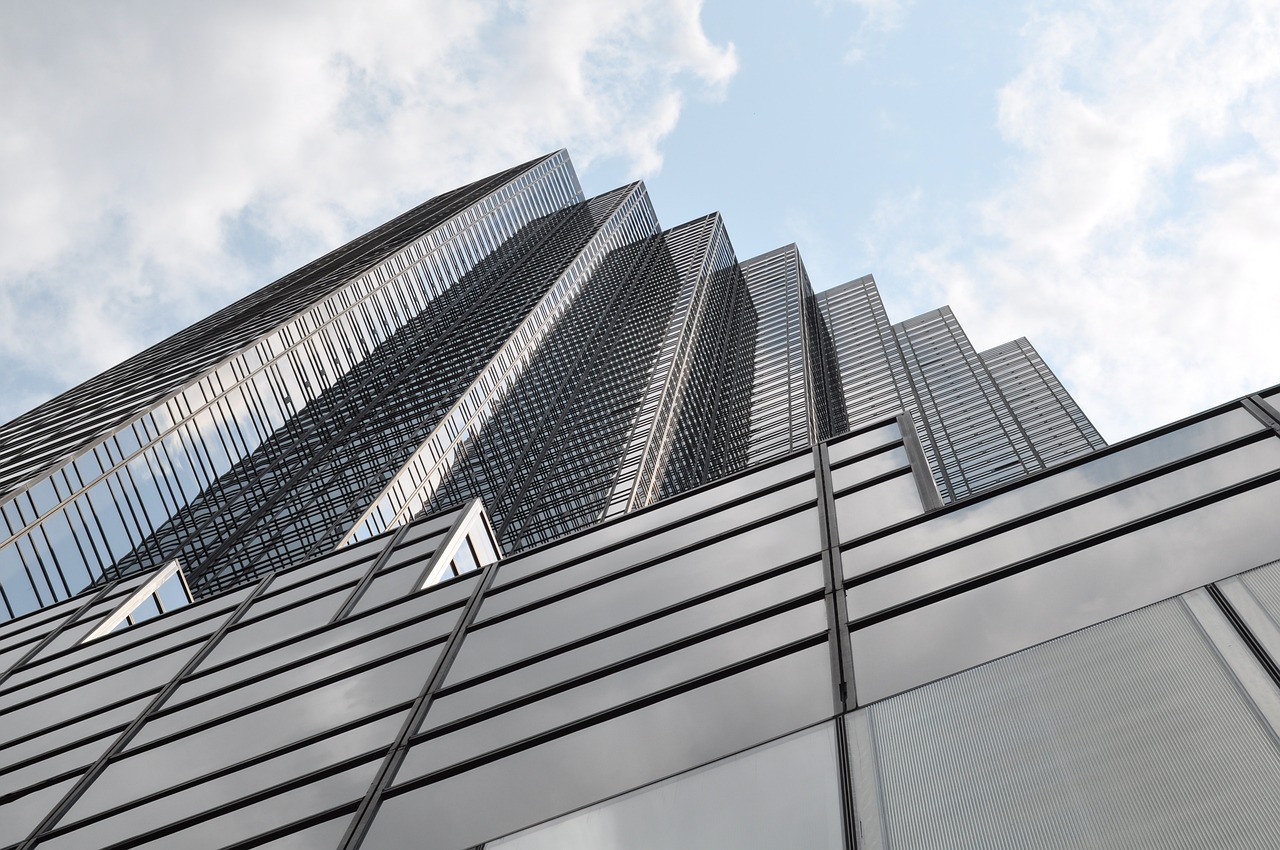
[813,443,859,850]
[17,572,277,849]
[339,560,501,850]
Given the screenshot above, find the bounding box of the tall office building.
[815,275,1105,502]
[6,150,1280,849]
[0,150,1097,624]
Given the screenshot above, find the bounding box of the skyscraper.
[5,150,1280,849]
[815,275,1105,502]
[0,151,1097,623]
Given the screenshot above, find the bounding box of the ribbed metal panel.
[1237,557,1280,624]
[856,596,1280,849]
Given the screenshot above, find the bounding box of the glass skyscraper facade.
[5,392,1280,848]
[0,150,1099,624]
[815,275,1105,503]
[4,149,1280,848]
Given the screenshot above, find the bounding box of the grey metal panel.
[852,595,1280,849]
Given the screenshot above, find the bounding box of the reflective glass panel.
[0,694,149,767]
[61,715,399,834]
[490,723,842,850]
[43,760,379,850]
[453,510,821,681]
[348,565,417,615]
[0,636,40,678]
[249,815,353,850]
[0,775,77,842]
[826,421,901,464]
[484,500,820,625]
[0,595,84,648]
[434,564,822,719]
[0,731,112,796]
[265,537,383,594]
[851,477,1280,703]
[848,438,1280,613]
[245,566,366,621]
[129,640,439,753]
[851,597,1280,848]
[847,408,1268,569]
[381,534,443,571]
[197,585,353,670]
[494,455,816,588]
[177,597,463,707]
[1,626,211,708]
[0,641,196,743]
[829,445,909,493]
[834,471,922,542]
[370,644,834,849]
[421,603,826,766]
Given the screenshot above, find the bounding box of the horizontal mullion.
[843,428,1272,565]
[849,466,1280,630]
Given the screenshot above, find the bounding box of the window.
[83,560,192,641]
[417,499,501,589]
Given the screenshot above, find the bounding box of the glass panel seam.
[848,467,1280,632]
[14,573,275,850]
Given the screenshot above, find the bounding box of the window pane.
[5,594,240,692]
[495,458,816,588]
[434,564,823,720]
[848,407,1267,569]
[851,477,1280,703]
[45,761,378,850]
[348,569,478,622]
[0,730,112,797]
[381,534,444,572]
[851,597,1280,848]
[452,510,821,681]
[154,571,191,614]
[834,471,922,542]
[129,594,161,623]
[248,815,353,850]
[827,421,901,464]
[175,596,463,707]
[128,641,439,755]
[197,584,353,670]
[59,716,399,839]
[245,566,364,621]
[1,626,212,709]
[490,723,842,850]
[829,445,908,493]
[0,775,78,842]
[0,694,150,768]
[369,644,834,850]
[0,641,196,744]
[265,539,381,594]
[848,438,1280,613]
[421,603,827,764]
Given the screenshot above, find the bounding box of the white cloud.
[0,0,736,421]
[904,0,1280,440]
[831,0,914,63]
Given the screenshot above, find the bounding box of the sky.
[1,0,1278,442]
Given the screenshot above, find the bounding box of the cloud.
[0,0,736,422]
[831,0,914,63]
[904,0,1280,440]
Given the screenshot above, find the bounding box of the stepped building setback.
[3,151,1280,848]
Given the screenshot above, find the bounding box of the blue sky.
[2,0,1278,441]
